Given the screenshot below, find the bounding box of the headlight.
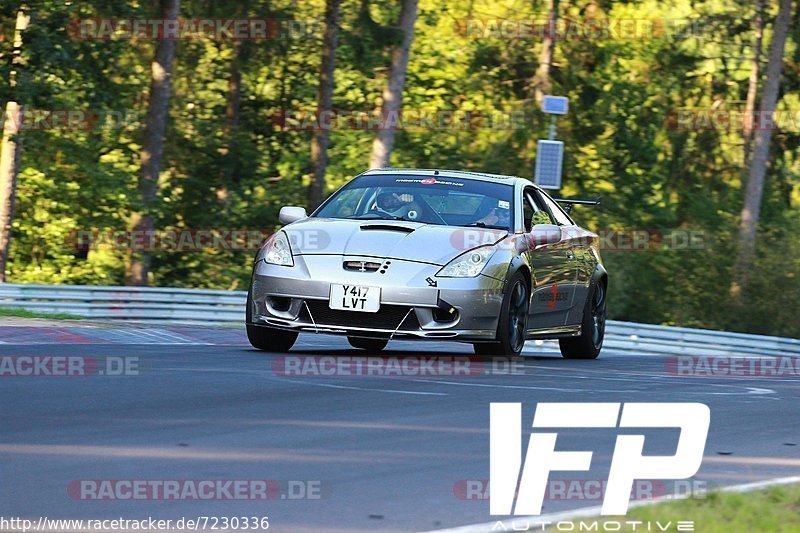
[263,231,294,266]
[437,246,496,278]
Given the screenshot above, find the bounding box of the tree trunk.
[368,0,419,169]
[308,0,342,211]
[217,0,250,208]
[216,41,241,207]
[732,0,793,295]
[742,0,764,168]
[0,8,29,283]
[126,0,180,286]
[532,0,559,106]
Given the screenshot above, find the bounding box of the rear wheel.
[347,336,389,352]
[472,271,530,357]
[559,281,606,360]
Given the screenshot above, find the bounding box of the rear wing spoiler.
[554,197,601,214]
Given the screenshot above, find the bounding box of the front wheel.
[473,271,530,357]
[347,336,389,352]
[247,324,298,352]
[245,287,298,352]
[559,281,606,360]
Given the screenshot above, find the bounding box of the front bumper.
[249,254,506,341]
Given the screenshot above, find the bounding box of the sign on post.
[535,95,569,189]
[541,95,569,115]
[534,140,564,190]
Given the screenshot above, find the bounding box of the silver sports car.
[246,168,607,358]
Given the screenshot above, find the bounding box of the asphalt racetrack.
[1,324,799,532]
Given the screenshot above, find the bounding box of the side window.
[524,188,554,231]
[537,191,574,226]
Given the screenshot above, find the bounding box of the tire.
[472,271,530,357]
[247,323,298,352]
[245,285,298,352]
[559,281,606,360]
[472,343,496,357]
[348,336,389,352]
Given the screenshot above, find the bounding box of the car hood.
[283,217,507,266]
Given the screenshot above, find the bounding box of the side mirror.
[279,206,307,225]
[529,224,562,246]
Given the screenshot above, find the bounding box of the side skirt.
[526,325,581,340]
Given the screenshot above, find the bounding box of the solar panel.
[542,95,569,115]
[534,140,564,189]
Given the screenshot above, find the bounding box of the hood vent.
[343,260,382,272]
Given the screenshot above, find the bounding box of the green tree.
[127,0,181,286]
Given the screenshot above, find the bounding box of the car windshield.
[314,174,514,230]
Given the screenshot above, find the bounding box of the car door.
[535,189,588,326]
[521,188,577,329]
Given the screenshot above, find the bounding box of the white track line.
[420,475,800,533]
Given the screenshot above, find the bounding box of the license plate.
[329,284,381,313]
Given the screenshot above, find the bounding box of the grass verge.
[0,307,83,320]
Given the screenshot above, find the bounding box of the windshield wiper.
[347,213,409,221]
[462,222,508,230]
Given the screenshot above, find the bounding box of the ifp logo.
[490,402,710,516]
